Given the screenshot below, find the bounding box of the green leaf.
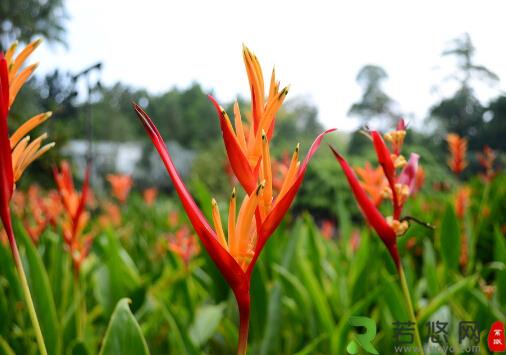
[417,275,477,325]
[258,283,282,355]
[99,298,149,355]
[439,204,461,270]
[297,257,333,333]
[494,226,506,306]
[93,231,141,315]
[0,336,15,355]
[273,265,311,318]
[156,299,198,355]
[381,271,408,322]
[16,221,61,355]
[293,333,327,355]
[188,303,225,346]
[422,238,438,297]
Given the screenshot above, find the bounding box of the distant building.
[61,140,195,190]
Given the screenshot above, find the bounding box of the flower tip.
[328,144,342,160]
[261,129,267,141]
[231,187,236,199]
[211,198,218,206]
[295,142,300,153]
[396,118,407,131]
[256,180,266,195]
[44,111,53,119]
[280,85,290,98]
[242,43,250,54]
[32,38,43,48]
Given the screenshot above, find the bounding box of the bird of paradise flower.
[0,39,55,355]
[133,45,334,355]
[330,119,427,354]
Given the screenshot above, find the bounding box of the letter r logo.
[347,316,379,354]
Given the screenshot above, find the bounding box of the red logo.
[488,321,505,352]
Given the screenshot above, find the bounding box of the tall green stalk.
[399,265,424,355]
[6,223,48,355]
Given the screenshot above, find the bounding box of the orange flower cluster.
[54,161,93,274]
[355,162,387,206]
[143,187,158,206]
[167,225,200,268]
[107,174,133,204]
[99,201,122,228]
[447,133,468,175]
[454,186,472,219]
[477,145,497,182]
[319,219,335,240]
[12,186,62,243]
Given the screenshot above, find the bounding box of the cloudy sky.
[36,0,506,130]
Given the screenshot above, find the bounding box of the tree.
[441,33,499,89]
[0,0,68,50]
[348,65,398,127]
[484,96,506,151]
[430,33,498,143]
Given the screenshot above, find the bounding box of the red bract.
[107,174,133,204]
[0,40,54,355]
[0,52,14,246]
[330,120,420,269]
[133,45,334,355]
[447,133,467,175]
[53,161,93,274]
[167,225,200,268]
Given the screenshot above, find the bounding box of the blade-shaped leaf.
[99,298,149,355]
[16,221,61,355]
[439,204,460,270]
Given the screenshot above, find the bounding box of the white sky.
[35,0,506,131]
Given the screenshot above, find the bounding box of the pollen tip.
[33,38,43,47]
[256,180,266,195]
[211,198,217,206]
[295,143,300,153]
[44,111,53,119]
[261,129,267,141]
[231,187,236,198]
[47,142,56,148]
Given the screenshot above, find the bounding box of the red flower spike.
[0,53,14,245]
[371,131,400,219]
[208,96,257,194]
[252,128,335,265]
[396,118,406,131]
[398,153,419,196]
[134,102,335,354]
[135,46,335,355]
[133,103,246,289]
[329,145,400,268]
[73,165,90,235]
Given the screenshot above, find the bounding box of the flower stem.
[235,284,251,355]
[6,223,48,355]
[237,300,250,355]
[399,265,424,355]
[73,273,84,339]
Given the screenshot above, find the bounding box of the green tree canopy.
[0,0,67,50]
[348,64,398,127]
